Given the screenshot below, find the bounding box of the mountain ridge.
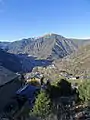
[0,33,90,73]
[1,33,90,60]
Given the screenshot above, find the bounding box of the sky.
[0,0,90,41]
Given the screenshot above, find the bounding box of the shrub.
[31,90,51,119]
[78,80,90,102]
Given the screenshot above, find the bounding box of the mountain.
[1,33,89,60]
[0,42,10,50]
[0,49,22,72]
[0,33,90,73]
[54,44,90,77]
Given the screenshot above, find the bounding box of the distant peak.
[34,33,56,39]
[43,33,65,38]
[36,33,64,38]
[43,33,58,36]
[33,33,65,40]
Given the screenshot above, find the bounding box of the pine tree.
[31,90,51,119]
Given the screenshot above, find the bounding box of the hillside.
[54,44,90,77]
[0,49,22,72]
[1,33,89,60]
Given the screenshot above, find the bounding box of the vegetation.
[1,34,90,119]
[31,90,51,119]
[46,79,72,99]
[29,78,77,120]
[78,79,90,102]
[55,44,90,76]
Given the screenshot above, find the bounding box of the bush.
[47,79,72,99]
[78,80,90,102]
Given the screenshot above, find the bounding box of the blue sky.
[0,0,90,41]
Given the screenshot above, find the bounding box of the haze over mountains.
[0,33,90,73]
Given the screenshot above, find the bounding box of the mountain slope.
[54,44,90,76]
[0,49,22,72]
[0,42,10,50]
[1,34,90,60]
[2,33,88,60]
[0,33,90,73]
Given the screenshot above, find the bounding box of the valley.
[0,33,90,75]
[0,33,90,120]
[1,0,90,119]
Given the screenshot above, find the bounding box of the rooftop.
[0,66,18,86]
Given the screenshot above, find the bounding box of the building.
[0,66,22,112]
[69,77,76,80]
[16,84,40,108]
[26,73,44,85]
[16,84,40,100]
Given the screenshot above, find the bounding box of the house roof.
[0,66,18,86]
[16,84,40,98]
